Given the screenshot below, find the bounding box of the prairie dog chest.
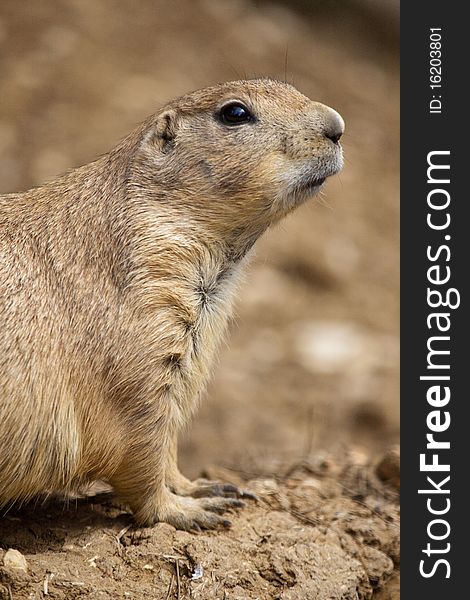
[144,254,247,417]
[189,259,244,369]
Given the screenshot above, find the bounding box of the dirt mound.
[0,449,399,599]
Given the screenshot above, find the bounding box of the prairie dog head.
[135,79,344,233]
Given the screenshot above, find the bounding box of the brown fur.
[0,79,343,528]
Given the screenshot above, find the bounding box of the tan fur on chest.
[131,244,245,426]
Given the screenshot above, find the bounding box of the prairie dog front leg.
[110,415,241,529]
[166,431,256,502]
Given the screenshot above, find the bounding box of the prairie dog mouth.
[294,158,340,192]
[294,145,343,189]
[273,157,342,212]
[300,175,326,189]
[271,139,343,213]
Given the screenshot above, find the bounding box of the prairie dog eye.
[218,102,254,126]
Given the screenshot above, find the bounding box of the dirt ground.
[0,0,399,598]
[0,449,399,600]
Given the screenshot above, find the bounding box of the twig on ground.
[176,558,181,600]
[164,573,174,600]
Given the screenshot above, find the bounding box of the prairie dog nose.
[311,103,345,145]
[323,108,345,145]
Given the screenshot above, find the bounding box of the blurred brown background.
[0,0,399,477]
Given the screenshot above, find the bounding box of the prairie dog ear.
[147,109,179,153]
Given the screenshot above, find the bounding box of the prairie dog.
[0,79,344,529]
